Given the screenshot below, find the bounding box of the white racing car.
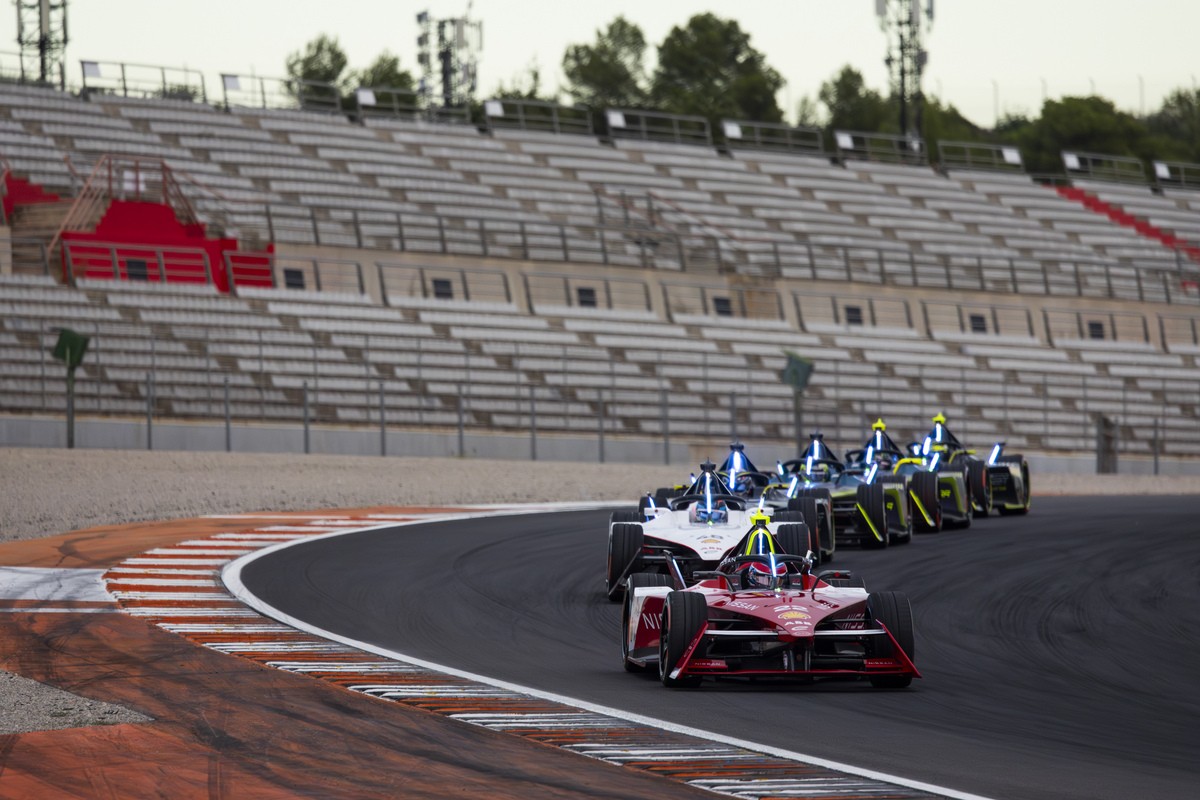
[605,462,815,601]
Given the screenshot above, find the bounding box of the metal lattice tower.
[415,6,481,112]
[878,0,933,139]
[15,0,69,88]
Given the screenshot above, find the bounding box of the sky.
[38,1,1200,128]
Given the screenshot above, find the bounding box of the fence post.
[224,375,231,452]
[302,381,310,455]
[598,389,606,464]
[353,209,363,249]
[379,380,386,457]
[529,383,538,461]
[1153,417,1160,475]
[309,207,320,245]
[457,384,465,458]
[145,371,154,450]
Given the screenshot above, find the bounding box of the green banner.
[780,350,814,391]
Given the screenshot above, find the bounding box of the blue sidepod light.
[989,443,1002,465]
[866,463,879,484]
[922,436,932,456]
[786,475,799,498]
[929,451,941,471]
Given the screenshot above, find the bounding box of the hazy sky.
[49,1,1200,127]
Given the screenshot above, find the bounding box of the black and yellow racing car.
[905,413,1031,523]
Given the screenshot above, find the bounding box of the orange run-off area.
[0,508,716,800]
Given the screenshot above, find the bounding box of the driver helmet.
[689,499,728,524]
[740,559,788,590]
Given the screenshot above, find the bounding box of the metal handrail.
[63,240,212,284]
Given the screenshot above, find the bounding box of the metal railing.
[1153,161,1200,191]
[722,119,824,155]
[483,98,593,136]
[80,60,207,104]
[3,314,1194,463]
[835,130,927,165]
[938,141,1025,173]
[64,241,212,284]
[1062,151,1147,184]
[606,109,712,146]
[219,74,341,114]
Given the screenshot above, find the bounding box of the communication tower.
[877,0,933,139]
[416,5,482,112]
[15,0,69,88]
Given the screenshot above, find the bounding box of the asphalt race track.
[241,496,1200,800]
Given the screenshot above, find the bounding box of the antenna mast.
[878,0,933,139]
[15,0,69,88]
[416,4,482,114]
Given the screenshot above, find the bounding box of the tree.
[492,62,556,102]
[818,66,894,135]
[650,13,784,126]
[1146,88,1200,163]
[285,34,350,92]
[920,97,986,159]
[1016,96,1149,174]
[562,16,649,109]
[355,51,413,91]
[794,95,823,128]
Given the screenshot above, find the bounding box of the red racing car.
[621,547,919,689]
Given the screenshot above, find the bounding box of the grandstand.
[2,69,1200,470]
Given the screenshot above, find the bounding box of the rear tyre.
[967,461,991,517]
[653,487,677,508]
[606,523,644,602]
[788,496,833,565]
[867,591,915,689]
[659,591,707,688]
[772,510,804,525]
[910,471,943,533]
[775,522,812,561]
[790,498,822,564]
[623,573,673,672]
[856,483,888,549]
[613,508,642,525]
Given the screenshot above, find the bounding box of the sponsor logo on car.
[640,612,661,629]
[779,611,810,620]
[690,659,728,669]
[863,658,898,668]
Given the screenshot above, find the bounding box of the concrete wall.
[3,413,1198,476]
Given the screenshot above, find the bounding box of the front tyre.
[856,483,888,549]
[623,573,672,672]
[606,523,644,602]
[659,591,706,688]
[867,591,915,689]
